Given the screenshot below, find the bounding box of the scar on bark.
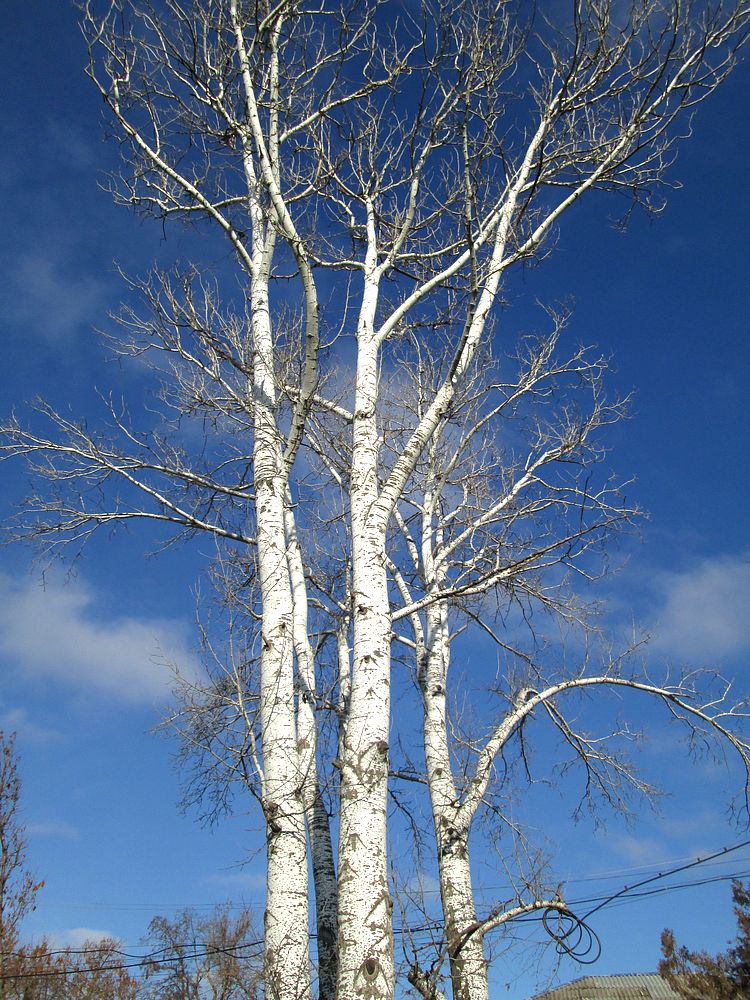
[357,956,385,999]
[362,957,379,981]
[264,801,282,837]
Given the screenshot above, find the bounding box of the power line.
[39,847,750,914]
[394,841,750,964]
[0,939,264,982]
[580,839,750,921]
[5,841,749,981]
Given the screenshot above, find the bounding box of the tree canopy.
[661,881,750,1000]
[3,2,750,998]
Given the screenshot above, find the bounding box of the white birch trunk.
[423,595,489,1000]
[228,11,314,989]
[337,266,395,999]
[438,843,488,1000]
[251,281,310,1000]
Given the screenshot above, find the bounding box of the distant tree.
[59,941,141,1000]
[2,912,261,1000]
[660,880,750,1000]
[0,733,259,999]
[143,906,263,1000]
[0,731,43,998]
[4,938,141,1000]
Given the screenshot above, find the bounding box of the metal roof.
[532,973,683,1000]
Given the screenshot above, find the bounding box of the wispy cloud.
[0,572,199,705]
[27,819,80,841]
[404,870,441,898]
[606,832,675,868]
[46,122,95,171]
[0,706,63,744]
[603,815,728,871]
[648,554,750,662]
[49,928,116,949]
[658,808,726,847]
[3,250,109,342]
[202,869,266,893]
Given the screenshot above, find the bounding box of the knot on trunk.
[439,822,466,860]
[357,956,386,998]
[264,801,282,838]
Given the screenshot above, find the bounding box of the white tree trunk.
[423,599,489,1000]
[337,268,395,999]
[438,836,489,1000]
[252,282,310,1000]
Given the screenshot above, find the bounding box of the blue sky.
[1,1,750,996]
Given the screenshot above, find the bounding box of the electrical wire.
[541,908,601,965]
[579,839,750,921]
[393,843,750,968]
[0,939,265,982]
[4,840,749,981]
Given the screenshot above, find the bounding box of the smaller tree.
[2,938,141,1000]
[660,880,750,1000]
[143,906,263,1000]
[0,731,43,997]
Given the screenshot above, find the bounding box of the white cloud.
[0,572,199,705]
[46,122,95,171]
[27,819,80,840]
[607,832,674,868]
[3,251,109,341]
[603,817,729,873]
[404,870,441,898]
[659,809,725,846]
[649,555,750,662]
[0,706,63,744]
[49,927,116,949]
[202,869,266,893]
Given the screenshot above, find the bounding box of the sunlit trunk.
[337,269,395,1000]
[439,837,489,1000]
[252,281,310,1000]
[423,600,489,1000]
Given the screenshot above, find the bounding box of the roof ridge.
[530,971,680,1000]
[580,973,665,979]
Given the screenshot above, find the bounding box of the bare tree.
[143,906,263,1000]
[6,937,142,1000]
[0,732,44,1000]
[379,330,628,1000]
[3,2,750,999]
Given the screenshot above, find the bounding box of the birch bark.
[423,598,489,1000]
[420,476,490,1000]
[337,259,395,999]
[251,278,310,1000]
[229,7,327,992]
